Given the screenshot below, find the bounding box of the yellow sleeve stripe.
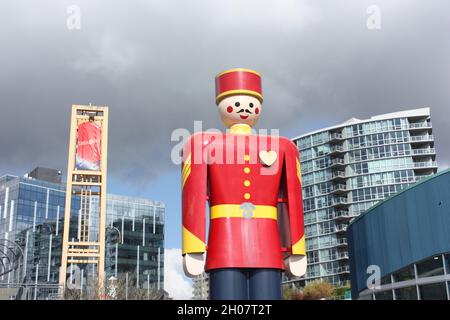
[291,235,306,255]
[182,226,206,254]
[296,158,302,184]
[182,154,191,176]
[182,166,191,188]
[182,154,192,188]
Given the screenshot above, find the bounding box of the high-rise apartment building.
[192,272,209,300]
[290,108,437,287]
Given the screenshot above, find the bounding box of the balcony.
[329,145,345,154]
[333,210,355,221]
[320,253,348,263]
[335,238,348,247]
[324,265,350,275]
[411,148,436,156]
[335,224,348,233]
[413,161,438,169]
[329,133,344,142]
[330,184,347,194]
[335,252,349,260]
[332,197,349,208]
[408,122,432,129]
[410,135,434,143]
[319,228,334,236]
[329,158,345,168]
[336,265,350,274]
[320,239,348,249]
[331,171,346,180]
[321,253,349,263]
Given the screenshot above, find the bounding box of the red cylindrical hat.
[215,68,263,105]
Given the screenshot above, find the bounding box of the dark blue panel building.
[348,169,450,300]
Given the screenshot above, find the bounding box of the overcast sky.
[1,0,449,181]
[1,0,449,298]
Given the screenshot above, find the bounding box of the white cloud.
[164,248,193,300]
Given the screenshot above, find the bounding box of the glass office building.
[290,108,437,287]
[0,170,165,291]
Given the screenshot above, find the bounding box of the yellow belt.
[210,204,277,220]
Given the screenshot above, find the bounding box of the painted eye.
[249,103,254,108]
[235,102,240,107]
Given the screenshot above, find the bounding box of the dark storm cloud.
[1,0,449,188]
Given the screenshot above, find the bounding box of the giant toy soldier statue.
[181,68,306,300]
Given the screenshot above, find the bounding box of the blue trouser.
[208,268,282,300]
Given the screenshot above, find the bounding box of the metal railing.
[0,283,62,300]
[331,171,346,179]
[408,122,432,129]
[335,224,348,232]
[329,133,344,140]
[305,210,355,226]
[319,238,348,249]
[332,197,348,205]
[336,253,349,260]
[330,158,345,166]
[330,145,345,153]
[335,239,348,246]
[410,134,434,142]
[319,253,349,263]
[323,265,350,275]
[297,123,433,151]
[330,184,347,192]
[411,148,435,155]
[333,210,353,219]
[413,161,437,168]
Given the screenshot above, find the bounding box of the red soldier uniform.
[76,118,101,170]
[181,68,306,300]
[181,130,305,270]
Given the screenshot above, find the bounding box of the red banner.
[75,121,101,170]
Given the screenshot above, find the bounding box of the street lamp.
[106,226,122,244]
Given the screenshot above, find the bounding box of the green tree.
[301,280,334,300]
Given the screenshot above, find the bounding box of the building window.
[392,265,415,282]
[444,254,450,274]
[374,290,393,300]
[416,256,444,278]
[418,282,448,300]
[394,286,418,300]
[380,275,391,285]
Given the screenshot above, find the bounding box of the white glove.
[284,255,307,278]
[183,252,206,278]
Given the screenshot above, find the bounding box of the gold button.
[244,180,251,187]
[244,167,250,174]
[244,193,251,200]
[244,155,250,161]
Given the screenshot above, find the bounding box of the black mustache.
[237,109,253,114]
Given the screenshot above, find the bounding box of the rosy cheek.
[255,108,259,114]
[227,106,233,113]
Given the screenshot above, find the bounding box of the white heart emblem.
[259,150,277,166]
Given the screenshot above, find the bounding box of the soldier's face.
[217,95,262,128]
